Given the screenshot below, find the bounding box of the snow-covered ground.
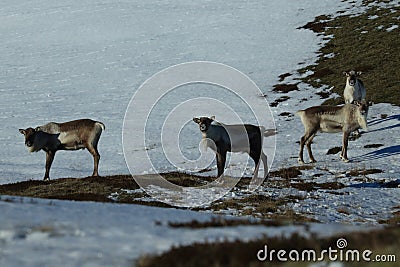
[0,196,371,266]
[1,0,356,182]
[1,0,399,265]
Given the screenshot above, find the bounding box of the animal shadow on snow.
[349,179,400,188]
[354,145,400,162]
[367,114,400,129]
[352,114,400,162]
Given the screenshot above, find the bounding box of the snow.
[386,24,399,32]
[0,0,352,183]
[0,196,371,266]
[1,0,399,265]
[268,99,400,223]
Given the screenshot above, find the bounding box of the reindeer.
[296,102,369,163]
[19,119,105,180]
[343,70,369,137]
[193,116,275,179]
[344,70,366,104]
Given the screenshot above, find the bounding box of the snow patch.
[386,25,398,32]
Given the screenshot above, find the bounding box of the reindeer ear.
[19,129,26,135]
[193,118,200,124]
[210,115,215,121]
[357,71,362,76]
[343,71,349,76]
[35,126,41,131]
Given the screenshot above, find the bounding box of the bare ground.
[0,167,372,224]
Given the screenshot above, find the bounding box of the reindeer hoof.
[340,155,350,162]
[298,158,305,164]
[310,159,317,163]
[43,177,50,181]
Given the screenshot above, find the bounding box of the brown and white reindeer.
[19,119,105,180]
[296,102,369,163]
[193,116,275,179]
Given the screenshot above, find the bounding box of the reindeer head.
[354,100,371,115]
[354,100,370,131]
[193,116,215,132]
[344,70,362,86]
[19,127,41,152]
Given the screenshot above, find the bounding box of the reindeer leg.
[306,133,317,163]
[340,131,350,162]
[261,152,268,179]
[249,149,261,179]
[44,150,55,181]
[216,149,227,177]
[298,135,307,164]
[299,129,316,164]
[87,144,100,177]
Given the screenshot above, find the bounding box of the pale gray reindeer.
[193,116,275,179]
[296,102,369,163]
[343,70,369,137]
[19,119,105,180]
[343,70,366,104]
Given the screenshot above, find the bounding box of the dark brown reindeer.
[296,102,369,163]
[19,119,105,180]
[193,116,275,179]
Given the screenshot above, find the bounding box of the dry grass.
[0,165,341,223]
[348,168,383,177]
[167,217,286,228]
[272,83,299,93]
[379,206,400,224]
[270,96,290,107]
[269,166,311,179]
[297,3,400,106]
[0,175,139,203]
[137,226,400,267]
